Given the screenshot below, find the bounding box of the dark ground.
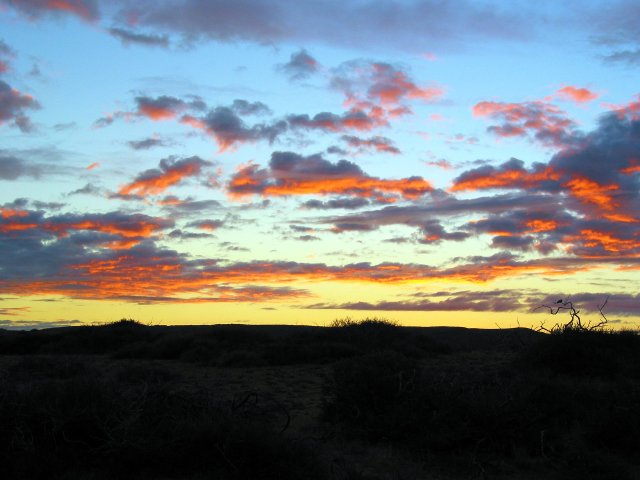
[1,319,638,479]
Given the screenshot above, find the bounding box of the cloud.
[338,61,443,107]
[3,208,640,304]
[278,49,319,80]
[330,60,443,124]
[287,110,385,133]
[447,109,640,257]
[227,151,433,202]
[341,135,400,154]
[0,80,40,132]
[167,228,214,240]
[302,197,371,210]
[108,27,170,48]
[2,0,99,22]
[135,94,205,120]
[230,99,272,116]
[425,159,454,171]
[119,156,214,197]
[556,86,599,104]
[473,99,577,148]
[0,318,83,330]
[116,0,532,53]
[127,135,171,150]
[317,190,563,233]
[308,289,640,317]
[0,39,14,74]
[296,234,320,241]
[158,196,222,214]
[306,289,529,312]
[182,106,287,151]
[450,158,557,192]
[185,219,224,231]
[536,292,640,316]
[0,155,43,179]
[0,205,174,253]
[67,183,103,196]
[100,94,281,151]
[606,94,640,120]
[419,219,470,244]
[0,306,30,316]
[602,48,640,65]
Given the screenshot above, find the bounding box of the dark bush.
[520,328,640,378]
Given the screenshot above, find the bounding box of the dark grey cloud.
[0,155,43,180]
[287,110,384,133]
[231,99,272,116]
[188,106,287,150]
[602,48,640,65]
[53,121,77,131]
[0,39,14,73]
[278,49,319,80]
[116,0,533,53]
[317,190,563,232]
[296,234,320,242]
[0,80,40,132]
[0,319,83,330]
[159,196,222,215]
[419,219,470,244]
[306,289,530,312]
[341,135,401,154]
[108,27,170,48]
[326,146,348,155]
[0,39,12,57]
[491,235,535,251]
[127,136,171,150]
[67,183,103,196]
[136,94,206,117]
[289,224,314,233]
[331,223,378,233]
[302,197,371,210]
[167,228,215,240]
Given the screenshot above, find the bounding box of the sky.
[1,0,639,329]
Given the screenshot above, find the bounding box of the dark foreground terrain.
[1,319,639,479]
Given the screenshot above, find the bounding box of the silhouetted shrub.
[520,328,640,377]
[324,317,450,358]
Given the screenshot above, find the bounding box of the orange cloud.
[565,229,639,255]
[44,218,169,238]
[525,219,558,233]
[451,165,558,192]
[620,159,640,175]
[228,153,433,201]
[563,176,620,211]
[556,86,598,103]
[119,157,211,197]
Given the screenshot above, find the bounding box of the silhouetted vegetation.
[0,355,324,480]
[1,314,638,479]
[0,317,449,366]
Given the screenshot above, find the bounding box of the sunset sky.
[1,0,639,329]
